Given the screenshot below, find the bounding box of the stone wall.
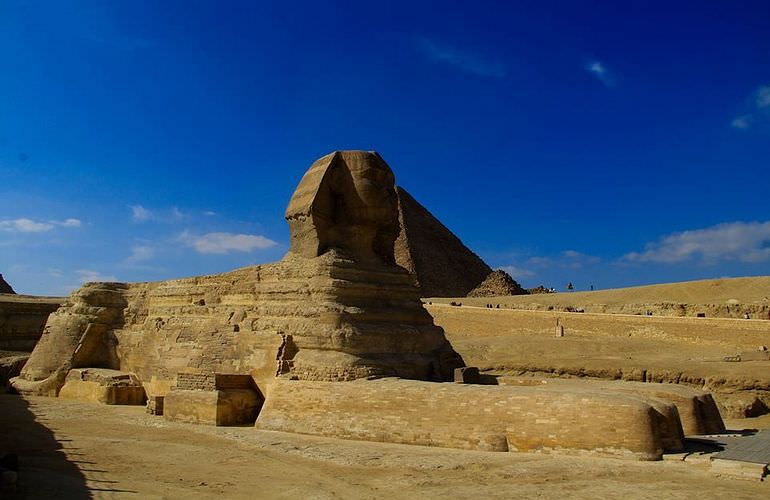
[256,378,685,460]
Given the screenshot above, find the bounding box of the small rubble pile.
[467,270,528,297]
[0,274,15,294]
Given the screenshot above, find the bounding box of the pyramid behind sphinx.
[394,188,493,297]
[0,274,15,294]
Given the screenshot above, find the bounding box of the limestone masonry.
[394,187,493,297]
[11,151,726,460]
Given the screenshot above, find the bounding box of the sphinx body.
[11,151,725,460]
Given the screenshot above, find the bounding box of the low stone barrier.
[256,378,684,460]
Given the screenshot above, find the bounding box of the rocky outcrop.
[0,295,63,351]
[0,274,15,294]
[467,270,528,297]
[394,187,492,297]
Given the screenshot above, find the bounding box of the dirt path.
[1,394,768,499]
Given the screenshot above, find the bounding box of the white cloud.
[179,231,278,255]
[131,204,187,223]
[756,85,770,108]
[415,37,505,78]
[60,218,82,227]
[732,84,770,130]
[623,221,770,264]
[527,250,600,269]
[125,245,154,263]
[76,269,118,283]
[203,211,216,216]
[0,218,54,232]
[497,265,536,279]
[0,217,82,232]
[131,205,153,222]
[732,115,751,129]
[585,60,614,87]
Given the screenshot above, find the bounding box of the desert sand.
[432,276,770,319]
[1,393,768,499]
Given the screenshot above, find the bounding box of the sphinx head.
[285,151,399,264]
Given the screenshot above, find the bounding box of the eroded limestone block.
[164,373,262,426]
[11,283,129,396]
[0,294,62,351]
[454,366,480,384]
[58,368,145,405]
[497,377,725,436]
[256,378,675,460]
[146,396,164,415]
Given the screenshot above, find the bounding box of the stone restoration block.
[58,368,145,405]
[164,373,262,426]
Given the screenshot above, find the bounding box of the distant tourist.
[567,282,574,291]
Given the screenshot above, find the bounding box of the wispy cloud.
[131,205,153,222]
[179,231,278,255]
[528,250,601,269]
[130,204,185,223]
[585,60,614,87]
[125,245,154,264]
[76,269,118,283]
[756,85,770,108]
[623,221,770,264]
[731,115,752,129]
[497,265,536,280]
[415,37,505,78]
[732,85,770,130]
[0,217,81,233]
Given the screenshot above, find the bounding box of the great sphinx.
[11,151,724,459]
[12,151,464,398]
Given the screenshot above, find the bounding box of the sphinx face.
[337,153,398,227]
[285,151,400,263]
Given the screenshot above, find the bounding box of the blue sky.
[1,1,769,295]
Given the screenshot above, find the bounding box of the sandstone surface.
[0,294,63,351]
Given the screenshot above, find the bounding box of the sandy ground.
[430,304,769,379]
[0,394,767,499]
[432,276,770,307]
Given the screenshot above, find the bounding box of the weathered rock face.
[467,270,528,297]
[12,151,464,397]
[287,151,400,265]
[0,274,15,294]
[394,187,492,297]
[0,295,63,351]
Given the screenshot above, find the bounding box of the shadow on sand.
[0,392,133,498]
